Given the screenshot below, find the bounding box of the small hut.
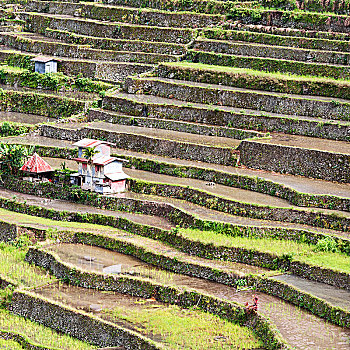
[31,56,58,74]
[20,153,53,182]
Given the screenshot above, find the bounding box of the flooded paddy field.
[47,243,350,350]
[0,111,56,124]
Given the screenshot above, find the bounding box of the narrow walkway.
[271,274,350,311]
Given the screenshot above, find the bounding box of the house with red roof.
[20,153,53,181]
[70,138,128,194]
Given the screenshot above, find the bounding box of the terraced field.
[0,0,350,348]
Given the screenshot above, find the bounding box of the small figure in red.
[245,295,259,314]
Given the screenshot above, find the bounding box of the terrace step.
[5,135,350,211]
[10,289,163,349]
[271,274,350,312]
[193,38,350,66]
[45,29,187,56]
[24,0,223,28]
[0,187,174,231]
[229,7,350,34]
[187,49,350,80]
[156,62,350,100]
[48,239,350,314]
[88,108,268,140]
[127,191,350,237]
[39,122,240,166]
[124,76,350,121]
[20,12,195,44]
[125,168,350,218]
[0,32,179,64]
[239,134,350,182]
[223,22,350,42]
[0,45,153,82]
[200,27,350,52]
[26,242,350,349]
[101,0,257,14]
[103,91,350,141]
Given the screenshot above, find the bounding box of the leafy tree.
[0,144,34,175]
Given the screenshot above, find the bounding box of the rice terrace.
[0,0,350,348]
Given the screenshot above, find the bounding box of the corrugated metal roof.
[31,56,57,63]
[73,138,114,148]
[93,156,116,165]
[105,172,129,181]
[20,153,53,173]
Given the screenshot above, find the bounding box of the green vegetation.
[0,122,32,137]
[0,309,95,349]
[180,228,350,274]
[0,65,112,93]
[109,304,263,350]
[0,241,55,287]
[0,207,118,233]
[0,338,23,349]
[0,144,34,175]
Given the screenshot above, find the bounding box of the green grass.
[109,304,262,350]
[0,207,117,233]
[0,309,95,349]
[164,61,350,84]
[0,338,23,349]
[0,64,25,73]
[0,243,55,287]
[180,228,350,274]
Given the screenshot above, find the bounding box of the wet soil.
[255,132,350,155]
[49,242,270,279]
[34,282,166,343]
[0,111,55,124]
[4,134,350,200]
[125,192,350,239]
[0,188,173,231]
[43,243,350,350]
[271,274,350,311]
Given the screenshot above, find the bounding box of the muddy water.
[50,243,350,350]
[0,111,55,124]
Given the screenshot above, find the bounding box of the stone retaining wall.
[22,13,194,44]
[157,62,350,101]
[24,247,289,350]
[88,108,264,140]
[0,89,86,118]
[0,33,177,65]
[23,0,222,28]
[194,38,350,65]
[125,76,350,121]
[40,124,238,165]
[187,50,350,80]
[102,93,350,141]
[9,291,163,350]
[239,140,350,183]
